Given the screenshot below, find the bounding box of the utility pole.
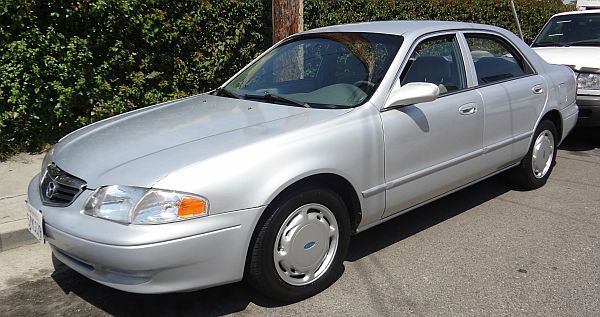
[272,0,303,44]
[509,0,524,41]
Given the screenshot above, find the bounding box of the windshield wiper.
[532,41,570,47]
[214,87,240,99]
[244,92,311,108]
[567,40,600,47]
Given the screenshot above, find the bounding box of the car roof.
[552,9,600,17]
[301,20,504,37]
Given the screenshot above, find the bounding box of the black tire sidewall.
[247,187,351,302]
[516,120,558,189]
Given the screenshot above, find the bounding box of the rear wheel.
[510,120,558,190]
[246,187,351,302]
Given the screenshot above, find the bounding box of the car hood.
[532,47,600,72]
[52,94,349,188]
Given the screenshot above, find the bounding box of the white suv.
[532,9,600,127]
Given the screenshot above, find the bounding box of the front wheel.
[510,120,558,190]
[246,188,351,302]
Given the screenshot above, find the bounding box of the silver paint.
[27,21,578,294]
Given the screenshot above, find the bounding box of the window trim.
[383,31,473,108]
[399,34,468,95]
[462,31,538,88]
[382,29,541,112]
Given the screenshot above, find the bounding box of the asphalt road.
[0,128,598,317]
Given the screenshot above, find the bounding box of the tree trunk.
[272,0,303,44]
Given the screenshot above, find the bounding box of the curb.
[0,219,37,252]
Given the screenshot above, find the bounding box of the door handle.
[458,103,477,115]
[532,85,544,94]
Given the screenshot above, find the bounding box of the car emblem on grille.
[45,181,57,199]
[39,164,86,207]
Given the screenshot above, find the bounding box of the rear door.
[463,32,547,173]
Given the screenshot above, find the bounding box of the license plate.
[26,202,44,243]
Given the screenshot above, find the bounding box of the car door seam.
[483,131,532,154]
[362,148,485,198]
[363,130,532,198]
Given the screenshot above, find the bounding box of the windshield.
[222,32,403,108]
[532,13,600,47]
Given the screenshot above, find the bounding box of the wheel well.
[270,174,363,232]
[262,173,363,234]
[541,110,562,141]
[243,173,363,277]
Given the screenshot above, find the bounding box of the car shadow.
[50,175,512,316]
[51,258,267,316]
[559,127,600,151]
[347,175,511,262]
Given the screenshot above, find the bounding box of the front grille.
[40,163,86,206]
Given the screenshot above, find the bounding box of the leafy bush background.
[0,0,572,159]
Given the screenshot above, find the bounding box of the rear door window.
[465,34,533,85]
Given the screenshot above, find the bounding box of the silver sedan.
[26,21,578,302]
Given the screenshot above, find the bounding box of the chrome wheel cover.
[531,129,555,179]
[273,203,339,286]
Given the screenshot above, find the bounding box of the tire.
[246,187,351,302]
[510,120,558,190]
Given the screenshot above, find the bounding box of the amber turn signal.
[178,196,207,218]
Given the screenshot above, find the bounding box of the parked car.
[27,21,577,302]
[531,9,600,126]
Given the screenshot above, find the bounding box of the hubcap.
[531,130,555,179]
[273,203,339,286]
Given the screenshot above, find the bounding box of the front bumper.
[576,94,600,127]
[28,175,263,294]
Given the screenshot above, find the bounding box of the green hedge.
[0,0,572,159]
[0,0,269,158]
[305,0,571,44]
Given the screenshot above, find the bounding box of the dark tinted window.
[465,34,532,85]
[401,35,466,94]
[532,13,600,47]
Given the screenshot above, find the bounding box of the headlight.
[577,72,600,91]
[83,185,208,224]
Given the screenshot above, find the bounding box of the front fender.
[153,104,386,226]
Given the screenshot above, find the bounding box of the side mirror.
[384,82,440,109]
